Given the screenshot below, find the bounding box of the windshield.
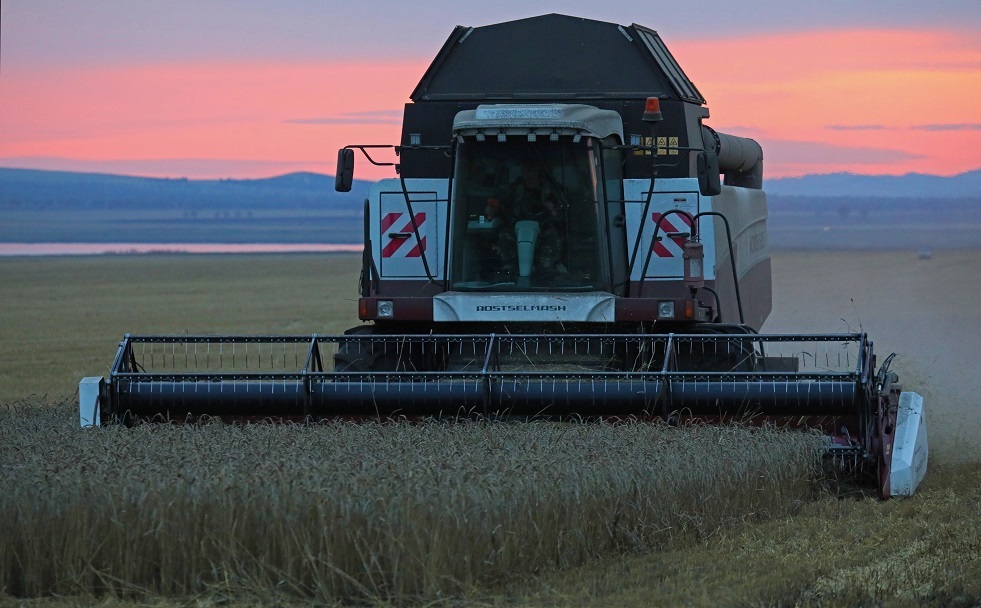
[449,138,605,292]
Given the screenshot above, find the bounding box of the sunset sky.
[1,0,979,181]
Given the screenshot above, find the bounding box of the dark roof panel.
[410,14,703,104]
[630,25,705,104]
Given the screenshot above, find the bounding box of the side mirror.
[696,150,721,197]
[335,148,355,192]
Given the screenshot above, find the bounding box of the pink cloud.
[672,28,981,176]
[0,60,427,179]
[1,27,978,179]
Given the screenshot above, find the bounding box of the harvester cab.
[80,15,928,498]
[338,17,768,333]
[448,106,620,294]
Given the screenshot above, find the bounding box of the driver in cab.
[483,160,565,276]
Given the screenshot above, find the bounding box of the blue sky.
[5,1,978,64]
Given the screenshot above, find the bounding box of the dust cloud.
[763,250,981,465]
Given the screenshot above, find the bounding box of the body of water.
[0,243,363,256]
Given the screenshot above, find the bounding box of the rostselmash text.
[475,305,568,312]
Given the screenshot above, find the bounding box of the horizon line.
[1,163,979,183]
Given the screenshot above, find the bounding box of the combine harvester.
[79,15,927,497]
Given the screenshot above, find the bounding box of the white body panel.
[79,376,102,428]
[890,391,928,496]
[373,177,721,285]
[623,178,716,281]
[434,292,615,322]
[709,185,769,279]
[371,178,448,279]
[371,175,770,326]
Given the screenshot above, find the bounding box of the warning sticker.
[650,212,692,258]
[380,212,427,259]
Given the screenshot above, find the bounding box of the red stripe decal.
[381,212,427,258]
[651,212,690,257]
[380,212,401,233]
[381,236,404,258]
[398,213,426,236]
[405,235,427,257]
[652,241,673,258]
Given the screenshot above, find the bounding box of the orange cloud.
[1,27,978,179]
[672,28,981,176]
[0,60,428,179]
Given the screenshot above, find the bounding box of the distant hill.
[766,170,981,198]
[5,166,976,206]
[0,168,371,210]
[0,168,373,244]
[764,170,980,249]
[1,166,978,249]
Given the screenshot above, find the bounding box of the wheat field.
[1,252,979,607]
[0,402,822,603]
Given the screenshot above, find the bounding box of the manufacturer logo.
[475,305,569,312]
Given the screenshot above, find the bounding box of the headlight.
[657,301,675,319]
[377,300,394,318]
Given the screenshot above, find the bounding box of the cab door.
[371,179,445,279]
